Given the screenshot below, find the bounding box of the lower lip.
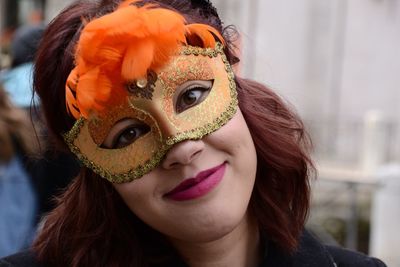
[165,163,226,201]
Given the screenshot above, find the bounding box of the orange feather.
[65,0,225,119]
[122,39,155,81]
[65,68,80,118]
[75,67,111,118]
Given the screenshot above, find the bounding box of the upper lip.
[164,162,226,196]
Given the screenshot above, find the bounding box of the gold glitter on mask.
[125,70,158,100]
[63,42,238,183]
[88,101,158,145]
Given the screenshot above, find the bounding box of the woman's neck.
[170,214,261,267]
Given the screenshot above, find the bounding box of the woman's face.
[113,108,257,243]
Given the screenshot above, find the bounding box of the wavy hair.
[32,0,313,266]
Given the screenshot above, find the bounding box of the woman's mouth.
[164,162,226,201]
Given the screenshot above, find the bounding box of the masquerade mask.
[63,1,238,183]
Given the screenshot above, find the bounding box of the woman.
[0,0,387,266]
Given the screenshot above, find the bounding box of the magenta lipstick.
[165,162,226,201]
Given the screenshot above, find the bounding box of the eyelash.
[175,82,213,113]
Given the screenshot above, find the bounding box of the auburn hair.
[32,0,313,266]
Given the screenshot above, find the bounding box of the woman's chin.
[165,209,249,244]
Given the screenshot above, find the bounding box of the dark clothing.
[0,251,39,267]
[0,231,386,267]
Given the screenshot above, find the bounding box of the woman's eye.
[176,80,213,113]
[102,121,150,149]
[113,125,149,149]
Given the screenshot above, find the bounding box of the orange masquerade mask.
[63,1,238,183]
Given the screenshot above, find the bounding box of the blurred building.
[214,0,400,165]
[7,0,44,24]
[0,0,44,68]
[0,0,76,68]
[0,0,72,30]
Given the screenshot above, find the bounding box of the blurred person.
[0,23,79,231]
[0,85,38,257]
[0,25,44,109]
[0,0,388,266]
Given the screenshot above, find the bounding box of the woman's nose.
[162,140,204,169]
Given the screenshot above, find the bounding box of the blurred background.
[1,0,399,265]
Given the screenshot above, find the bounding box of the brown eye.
[101,119,150,149]
[183,89,202,105]
[176,80,213,113]
[113,125,150,149]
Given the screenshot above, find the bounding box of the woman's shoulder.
[0,250,42,267]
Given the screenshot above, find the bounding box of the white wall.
[214,0,400,162]
[44,0,75,22]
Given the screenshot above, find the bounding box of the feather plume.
[122,39,155,80]
[75,67,111,117]
[65,0,225,119]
